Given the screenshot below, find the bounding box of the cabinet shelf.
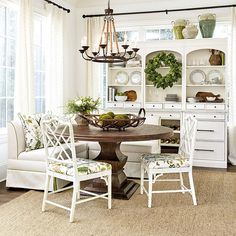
[109,84,141,87]
[187,84,225,87]
[186,65,225,69]
[146,84,182,87]
[109,66,142,70]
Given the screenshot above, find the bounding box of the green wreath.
[144,52,182,89]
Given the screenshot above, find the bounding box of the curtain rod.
[44,0,70,13]
[82,4,236,18]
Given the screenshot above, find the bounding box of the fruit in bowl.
[115,92,127,102]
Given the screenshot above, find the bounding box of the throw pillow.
[18,113,44,151]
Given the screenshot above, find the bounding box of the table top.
[72,124,173,142]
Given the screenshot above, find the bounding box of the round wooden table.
[73,124,173,199]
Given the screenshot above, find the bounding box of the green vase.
[173,26,185,39]
[199,19,216,38]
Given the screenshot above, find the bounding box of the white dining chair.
[140,115,197,208]
[41,117,112,222]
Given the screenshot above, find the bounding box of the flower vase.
[74,113,89,126]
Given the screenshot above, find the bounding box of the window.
[146,27,173,41]
[33,14,46,113]
[0,5,17,129]
[116,31,139,42]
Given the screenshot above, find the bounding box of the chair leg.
[148,172,153,208]
[42,174,50,212]
[70,183,77,223]
[188,171,197,206]
[179,172,185,194]
[77,181,80,200]
[108,173,112,209]
[140,163,144,194]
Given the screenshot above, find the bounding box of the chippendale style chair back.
[140,115,198,208]
[41,117,112,222]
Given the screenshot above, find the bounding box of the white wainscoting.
[0,135,7,182]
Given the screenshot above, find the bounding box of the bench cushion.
[141,153,190,169]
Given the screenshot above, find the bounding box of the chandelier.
[79,0,139,63]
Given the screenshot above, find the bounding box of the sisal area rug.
[0,169,235,236]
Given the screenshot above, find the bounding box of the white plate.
[207,70,223,84]
[115,71,129,85]
[190,70,206,85]
[130,71,142,85]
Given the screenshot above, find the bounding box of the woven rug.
[0,169,236,236]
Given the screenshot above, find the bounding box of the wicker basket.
[79,108,146,131]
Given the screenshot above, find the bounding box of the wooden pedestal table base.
[84,142,139,199]
[70,124,173,200]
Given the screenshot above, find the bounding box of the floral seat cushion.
[141,153,190,169]
[49,158,111,176]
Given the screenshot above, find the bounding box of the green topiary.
[144,52,182,89]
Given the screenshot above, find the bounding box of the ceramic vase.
[199,13,216,38]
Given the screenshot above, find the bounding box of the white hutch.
[105,38,228,169]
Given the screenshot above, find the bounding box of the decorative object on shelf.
[80,108,146,131]
[126,55,142,67]
[79,0,139,63]
[115,71,129,85]
[195,91,223,102]
[189,69,206,85]
[165,94,179,102]
[145,52,182,89]
[206,97,216,102]
[207,70,223,84]
[172,19,188,39]
[182,23,198,39]
[115,92,127,102]
[209,49,222,65]
[108,87,116,102]
[66,96,100,126]
[124,90,137,101]
[130,71,142,85]
[198,13,216,38]
[187,97,199,103]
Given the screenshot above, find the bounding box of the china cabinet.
[104,38,228,169]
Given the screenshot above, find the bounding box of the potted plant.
[66,96,100,125]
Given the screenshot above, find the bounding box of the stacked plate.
[165,94,178,102]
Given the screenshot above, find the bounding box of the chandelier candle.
[79,0,139,63]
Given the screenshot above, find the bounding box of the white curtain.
[86,17,103,98]
[45,4,64,114]
[229,7,236,165]
[14,0,34,115]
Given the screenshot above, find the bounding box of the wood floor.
[0,164,235,206]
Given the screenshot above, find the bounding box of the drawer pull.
[195,149,214,152]
[197,129,214,132]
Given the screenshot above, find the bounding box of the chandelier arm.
[81,52,92,61]
[84,50,94,59]
[112,19,120,54]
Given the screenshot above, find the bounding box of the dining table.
[72,124,173,199]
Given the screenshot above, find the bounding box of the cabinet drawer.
[205,104,225,110]
[194,141,225,161]
[196,121,225,141]
[187,103,205,110]
[124,103,141,109]
[145,103,163,109]
[164,103,182,110]
[190,113,225,120]
[161,113,181,119]
[106,102,123,108]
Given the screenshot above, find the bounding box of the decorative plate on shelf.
[189,70,206,85]
[130,71,142,85]
[115,71,129,85]
[207,70,223,84]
